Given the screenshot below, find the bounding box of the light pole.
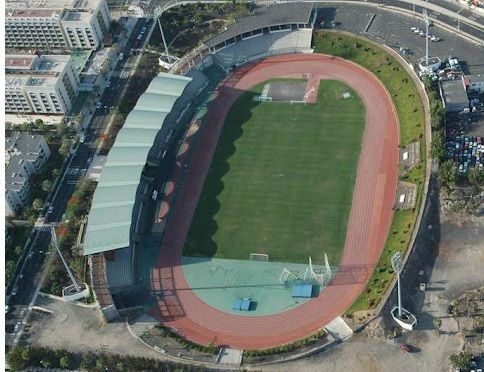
[423,10,430,65]
[391,252,403,318]
[50,224,81,292]
[154,6,173,63]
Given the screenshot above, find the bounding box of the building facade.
[5,132,51,216]
[5,54,80,114]
[5,0,110,51]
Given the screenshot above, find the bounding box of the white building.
[5,132,51,216]
[5,0,110,51]
[5,54,79,114]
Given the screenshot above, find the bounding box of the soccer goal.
[250,253,269,261]
[304,252,332,285]
[290,100,307,105]
[279,268,298,284]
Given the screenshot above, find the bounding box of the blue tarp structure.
[233,298,252,311]
[292,284,313,298]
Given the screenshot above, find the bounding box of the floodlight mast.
[50,224,81,292]
[154,6,173,63]
[423,10,430,65]
[391,252,403,318]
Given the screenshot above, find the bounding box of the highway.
[4,17,152,349]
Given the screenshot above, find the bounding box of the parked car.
[48,205,54,214]
[118,52,124,61]
[14,322,21,333]
[11,286,18,296]
[96,102,102,109]
[20,309,27,318]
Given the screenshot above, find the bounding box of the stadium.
[83,3,423,351]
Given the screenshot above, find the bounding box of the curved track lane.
[149,54,399,349]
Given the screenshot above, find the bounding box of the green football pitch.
[183,80,365,265]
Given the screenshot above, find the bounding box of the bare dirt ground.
[260,180,483,372]
[24,296,162,359]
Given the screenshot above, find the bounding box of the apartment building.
[5,0,110,50]
[5,54,79,114]
[5,132,51,216]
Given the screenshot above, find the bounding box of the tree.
[439,160,458,187]
[467,166,484,186]
[6,260,16,280]
[40,359,51,368]
[32,198,44,210]
[6,346,29,370]
[433,317,442,332]
[449,351,472,370]
[14,245,23,257]
[431,131,446,162]
[42,179,53,192]
[59,355,72,369]
[34,118,45,130]
[52,168,61,178]
[59,138,70,157]
[57,122,68,136]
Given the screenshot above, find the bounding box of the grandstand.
[83,72,212,318]
[212,28,313,69]
[83,2,317,321]
[170,3,316,74]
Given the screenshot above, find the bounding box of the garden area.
[155,2,252,57]
[41,179,96,297]
[6,345,206,371]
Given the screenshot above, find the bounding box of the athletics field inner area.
[183,79,365,265]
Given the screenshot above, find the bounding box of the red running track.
[149,54,399,349]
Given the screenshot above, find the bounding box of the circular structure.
[149,53,399,349]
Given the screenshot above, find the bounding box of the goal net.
[304,253,332,285]
[250,253,269,262]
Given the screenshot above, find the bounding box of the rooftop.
[83,72,193,256]
[441,78,469,108]
[7,8,62,18]
[5,132,49,191]
[6,131,47,160]
[5,55,36,70]
[6,0,101,10]
[5,54,71,75]
[62,10,92,22]
[6,75,29,88]
[205,3,314,48]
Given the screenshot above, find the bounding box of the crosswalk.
[119,70,130,79]
[66,167,87,177]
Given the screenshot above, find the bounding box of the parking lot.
[320,3,484,75]
[446,115,484,174]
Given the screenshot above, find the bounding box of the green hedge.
[243,329,326,359]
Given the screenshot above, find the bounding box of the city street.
[5,17,151,350]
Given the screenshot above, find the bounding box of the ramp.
[324,316,353,341]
